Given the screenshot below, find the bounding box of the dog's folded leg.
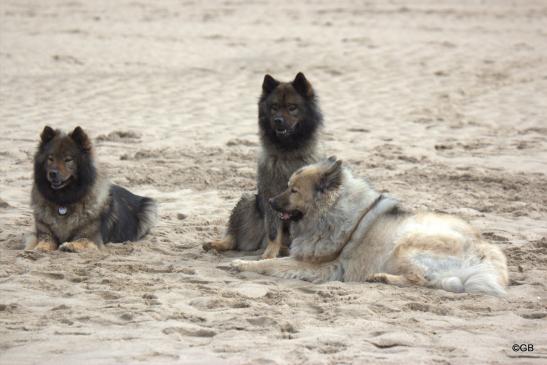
[231,257,343,283]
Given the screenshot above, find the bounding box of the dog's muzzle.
[48,171,72,190]
[269,198,303,221]
[273,117,293,137]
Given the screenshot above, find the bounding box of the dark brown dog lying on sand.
[26,126,157,252]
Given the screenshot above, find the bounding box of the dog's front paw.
[231,259,254,272]
[33,241,57,252]
[261,245,280,260]
[59,239,99,253]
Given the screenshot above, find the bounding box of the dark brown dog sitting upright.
[205,73,323,258]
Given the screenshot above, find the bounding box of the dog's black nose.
[273,117,284,127]
[268,198,278,210]
[48,170,59,180]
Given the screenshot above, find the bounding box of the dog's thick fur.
[232,157,509,296]
[25,126,158,252]
[205,73,323,258]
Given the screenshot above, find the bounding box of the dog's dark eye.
[64,157,73,163]
[47,155,53,162]
[288,104,297,112]
[291,188,298,194]
[271,104,279,112]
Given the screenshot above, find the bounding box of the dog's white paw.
[231,259,253,272]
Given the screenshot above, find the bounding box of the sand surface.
[1,0,546,364]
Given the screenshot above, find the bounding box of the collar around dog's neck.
[316,194,392,262]
[345,194,385,242]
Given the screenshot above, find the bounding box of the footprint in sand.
[163,325,216,338]
[368,331,416,349]
[31,271,65,280]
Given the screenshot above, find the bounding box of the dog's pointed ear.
[69,126,92,152]
[318,157,343,192]
[40,126,58,145]
[292,72,314,98]
[262,74,280,94]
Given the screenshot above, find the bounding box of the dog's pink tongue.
[281,212,290,220]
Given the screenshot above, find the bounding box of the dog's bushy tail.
[136,197,158,240]
[428,243,508,296]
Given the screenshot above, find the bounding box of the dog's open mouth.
[278,210,303,222]
[50,177,72,190]
[275,128,293,137]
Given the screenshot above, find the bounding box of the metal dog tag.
[58,206,67,215]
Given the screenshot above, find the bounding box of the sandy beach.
[1,0,546,363]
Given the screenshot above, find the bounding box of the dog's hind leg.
[366,245,428,288]
[204,234,236,252]
[366,272,426,287]
[231,257,343,283]
[204,193,265,252]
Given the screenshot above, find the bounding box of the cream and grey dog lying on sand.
[231,157,509,295]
